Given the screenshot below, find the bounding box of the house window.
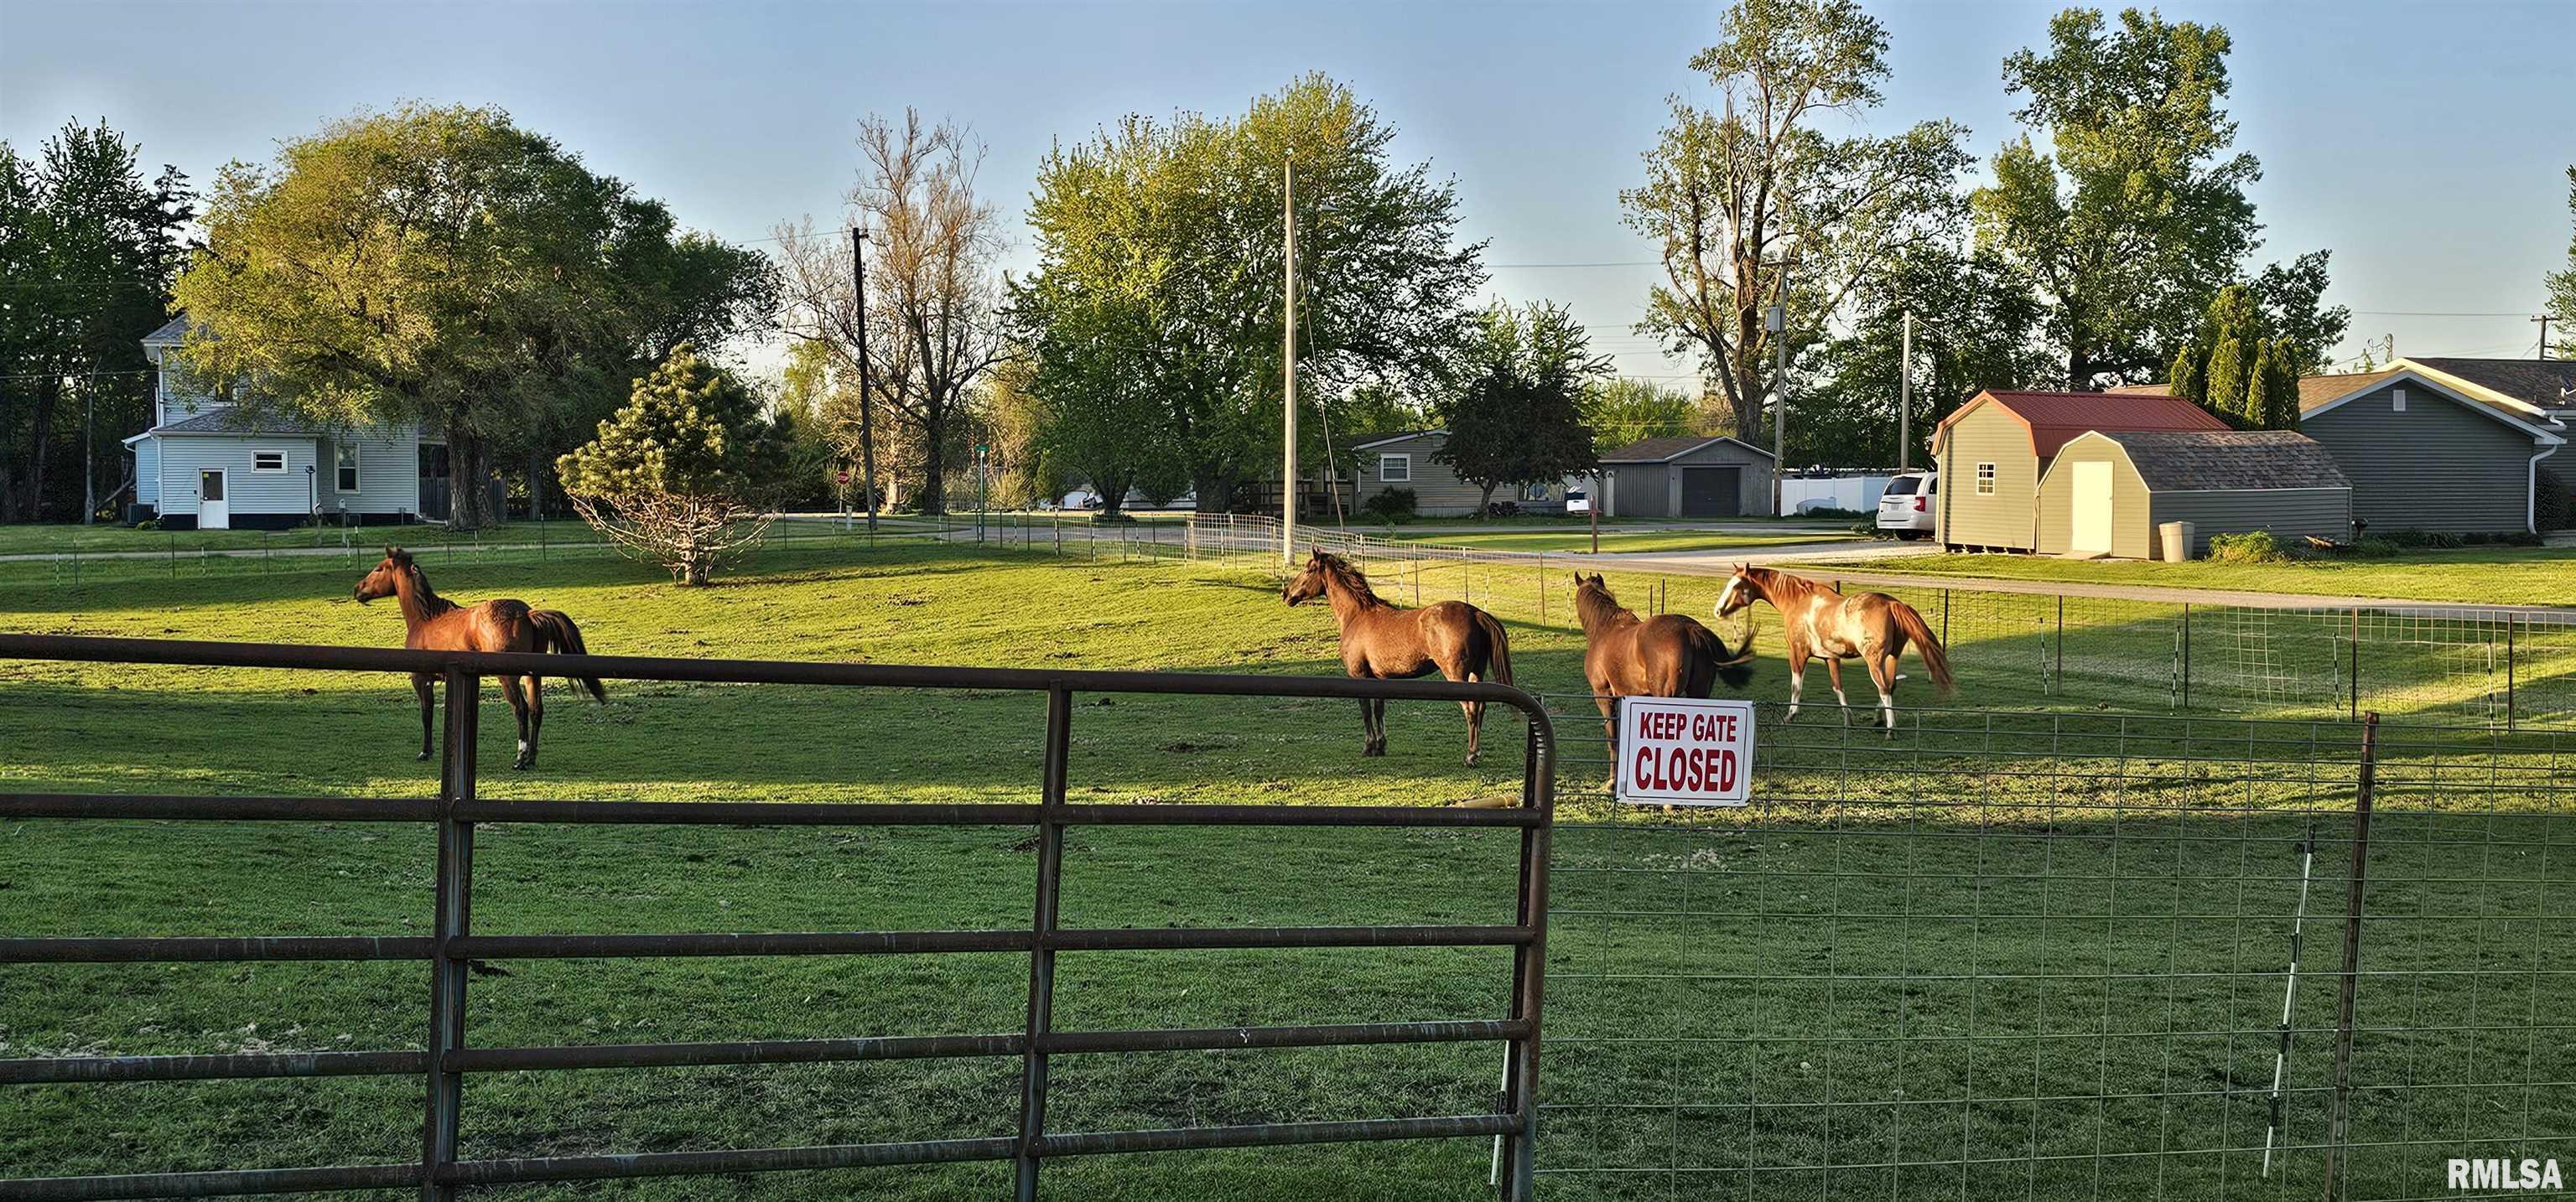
[2392,389,2407,412]
[1975,463,1996,495]
[251,450,287,472]
[336,442,361,493]
[1379,453,1411,483]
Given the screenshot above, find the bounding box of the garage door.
[1681,466,1742,516]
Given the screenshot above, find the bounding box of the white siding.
[319,425,424,516]
[158,437,320,520]
[136,438,160,505]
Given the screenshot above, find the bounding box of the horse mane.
[1314,552,1384,606]
[1573,580,1633,630]
[402,561,460,616]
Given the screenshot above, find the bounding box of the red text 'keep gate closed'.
[1613,697,1757,806]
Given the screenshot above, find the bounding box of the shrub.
[2539,467,2572,533]
[2346,536,2402,558]
[1360,488,1418,523]
[132,518,158,531]
[2206,530,2290,564]
[557,345,785,585]
[1798,505,1870,521]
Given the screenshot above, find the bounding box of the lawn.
[0,518,602,557]
[3,543,2566,1199]
[1384,528,1865,555]
[1820,546,2576,607]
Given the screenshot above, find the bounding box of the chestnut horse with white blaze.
[1283,549,1514,765]
[1572,573,1756,745]
[1713,564,1952,734]
[353,547,605,769]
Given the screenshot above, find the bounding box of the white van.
[1875,470,1936,539]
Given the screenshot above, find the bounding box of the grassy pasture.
[1827,547,2576,608]
[3,543,2568,1199]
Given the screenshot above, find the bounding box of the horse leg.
[1825,657,1851,726]
[500,675,532,769]
[523,674,545,768]
[1460,697,1484,768]
[1357,697,1385,757]
[412,673,435,762]
[1784,649,1809,723]
[1869,652,1901,738]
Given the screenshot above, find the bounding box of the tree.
[2548,165,2576,359]
[1797,242,2052,465]
[1014,75,1486,515]
[777,111,1007,516]
[1623,0,1970,445]
[1585,378,1705,455]
[1431,301,1608,515]
[1975,8,2285,388]
[2202,332,2249,422]
[174,104,765,530]
[0,122,192,523]
[557,345,782,585]
[2170,284,2303,428]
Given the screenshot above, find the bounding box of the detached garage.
[2035,430,2351,559]
[1598,435,1776,517]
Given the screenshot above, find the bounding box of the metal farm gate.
[0,634,1558,1200]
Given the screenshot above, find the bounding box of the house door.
[2071,461,2113,554]
[197,469,230,530]
[1680,466,1742,516]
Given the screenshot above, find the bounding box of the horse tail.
[1678,622,1721,698]
[1888,601,1955,694]
[530,610,607,702]
[1473,607,1514,687]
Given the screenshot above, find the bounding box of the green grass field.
[1385,528,1863,555]
[1825,547,2576,607]
[3,543,2567,1199]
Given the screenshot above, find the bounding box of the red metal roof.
[1935,390,2229,459]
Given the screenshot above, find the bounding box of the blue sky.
[4,0,2569,384]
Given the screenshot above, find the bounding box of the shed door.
[2071,461,2113,554]
[1680,466,1742,516]
[197,469,230,531]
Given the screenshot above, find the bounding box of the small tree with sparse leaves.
[557,345,783,585]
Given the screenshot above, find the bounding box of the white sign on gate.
[1613,696,1758,806]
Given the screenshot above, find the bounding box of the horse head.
[1281,548,1334,607]
[354,546,413,604]
[1713,562,1760,618]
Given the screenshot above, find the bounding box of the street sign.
[1613,696,1756,806]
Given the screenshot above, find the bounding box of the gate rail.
[0,634,1556,1201]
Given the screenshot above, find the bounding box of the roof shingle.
[1937,390,2228,458]
[2091,429,2350,492]
[1598,434,1773,463]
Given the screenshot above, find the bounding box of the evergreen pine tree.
[2169,341,2206,408]
[2204,335,2250,423]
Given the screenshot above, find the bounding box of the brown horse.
[353,547,605,769]
[1283,549,1514,765]
[1713,564,1953,734]
[1572,573,1757,744]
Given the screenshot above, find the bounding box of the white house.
[125,316,443,529]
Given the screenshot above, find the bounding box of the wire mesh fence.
[1528,700,2572,1201]
[1189,513,2576,733]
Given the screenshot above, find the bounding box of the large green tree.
[2548,165,2576,360]
[1797,242,2052,466]
[1014,75,1486,514]
[1431,301,1607,516]
[1623,0,1970,445]
[0,122,192,523]
[173,104,774,529]
[1975,8,2288,388]
[2168,284,2301,428]
[1584,378,1707,456]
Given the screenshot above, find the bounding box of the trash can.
[2158,521,2195,562]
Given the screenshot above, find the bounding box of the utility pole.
[1899,308,1914,472]
[1768,295,1788,517]
[2538,313,2556,360]
[850,226,880,531]
[1280,152,1298,564]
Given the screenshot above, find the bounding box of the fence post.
[1940,588,1950,645]
[2321,711,2379,1201]
[1015,683,1074,1202]
[2054,595,2064,695]
[2181,603,2193,711]
[2506,614,2516,730]
[419,666,479,1202]
[1537,553,1546,625]
[2348,609,2360,721]
[1493,719,1553,1202]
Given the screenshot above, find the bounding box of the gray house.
[2034,430,2351,558]
[1348,429,1486,516]
[125,316,439,530]
[1597,435,1776,517]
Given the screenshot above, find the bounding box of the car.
[1875,470,1935,539]
[1565,490,1592,515]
